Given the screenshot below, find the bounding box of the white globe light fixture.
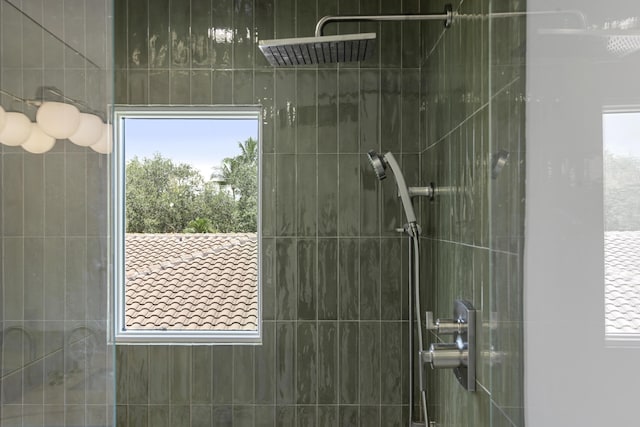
[90,123,112,154]
[36,101,81,139]
[0,105,6,133]
[22,123,56,154]
[69,113,104,146]
[0,111,33,146]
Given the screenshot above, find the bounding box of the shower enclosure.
[0,1,114,425]
[1,0,527,426]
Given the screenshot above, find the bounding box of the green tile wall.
[419,0,525,426]
[113,0,430,425]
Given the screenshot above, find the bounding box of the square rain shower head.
[258,33,377,66]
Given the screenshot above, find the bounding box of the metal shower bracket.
[314,4,455,37]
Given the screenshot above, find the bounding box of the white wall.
[525,0,640,425]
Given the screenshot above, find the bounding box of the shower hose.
[408,223,430,426]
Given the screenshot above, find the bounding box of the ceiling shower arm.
[314,4,455,37]
[314,8,590,37]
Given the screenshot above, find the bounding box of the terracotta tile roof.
[605,231,640,338]
[125,233,258,331]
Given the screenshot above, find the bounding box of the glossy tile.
[338,154,361,236]
[276,238,297,320]
[255,70,275,153]
[317,154,339,236]
[126,346,148,404]
[275,70,296,153]
[254,0,275,68]
[296,155,318,236]
[380,322,403,404]
[212,347,234,404]
[191,71,212,103]
[192,347,213,403]
[359,322,381,405]
[381,405,405,427]
[339,405,359,426]
[276,405,296,426]
[337,70,360,153]
[171,405,191,427]
[381,238,403,320]
[296,322,317,404]
[359,70,380,153]
[233,69,254,104]
[295,406,315,427]
[233,346,255,403]
[276,322,296,404]
[275,154,296,236]
[359,238,381,320]
[338,321,359,404]
[380,0,401,68]
[360,406,380,427]
[148,346,171,404]
[148,0,170,68]
[169,70,190,103]
[192,405,212,427]
[338,239,360,320]
[171,347,191,404]
[125,0,147,68]
[170,0,190,68]
[234,405,255,426]
[402,70,421,152]
[318,405,338,427]
[317,71,338,153]
[212,70,233,103]
[127,405,148,426]
[274,0,295,39]
[381,69,402,153]
[211,0,233,69]
[191,0,212,68]
[317,322,338,404]
[261,238,277,320]
[296,70,317,154]
[297,239,317,320]
[317,239,338,319]
[254,405,276,427]
[212,405,233,426]
[254,321,276,404]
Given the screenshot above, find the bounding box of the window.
[112,106,261,344]
[603,108,640,344]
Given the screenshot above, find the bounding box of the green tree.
[221,138,258,232]
[125,146,258,234]
[126,154,206,233]
[184,217,216,233]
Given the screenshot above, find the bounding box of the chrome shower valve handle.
[422,300,477,391]
[425,311,468,335]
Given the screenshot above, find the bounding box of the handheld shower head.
[367,150,387,180]
[367,150,417,225]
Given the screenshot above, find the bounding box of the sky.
[603,111,640,158]
[124,117,258,179]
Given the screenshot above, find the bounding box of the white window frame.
[111,105,262,345]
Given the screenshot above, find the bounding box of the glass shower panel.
[0,1,114,425]
[488,0,526,425]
